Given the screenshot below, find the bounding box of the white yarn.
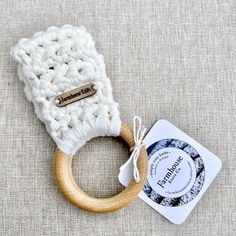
[11,25,121,156]
[119,116,146,182]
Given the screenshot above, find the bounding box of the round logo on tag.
[143,139,205,207]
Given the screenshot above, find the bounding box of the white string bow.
[119,116,146,183]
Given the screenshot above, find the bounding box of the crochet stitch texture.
[11,25,121,155]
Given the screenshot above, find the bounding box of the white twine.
[119,116,146,183]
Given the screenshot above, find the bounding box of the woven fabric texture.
[1,0,235,235]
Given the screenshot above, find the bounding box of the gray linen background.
[0,0,235,235]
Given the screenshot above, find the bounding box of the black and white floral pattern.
[143,139,205,207]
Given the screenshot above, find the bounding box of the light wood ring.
[53,122,148,213]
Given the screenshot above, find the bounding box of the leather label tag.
[55,82,96,107]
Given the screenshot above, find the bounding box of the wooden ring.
[53,122,148,213]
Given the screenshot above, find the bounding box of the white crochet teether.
[11,25,121,156]
[11,25,148,213]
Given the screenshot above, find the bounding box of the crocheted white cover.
[11,25,121,156]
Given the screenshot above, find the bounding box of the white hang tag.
[118,119,222,224]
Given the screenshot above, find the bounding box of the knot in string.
[120,116,146,182]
